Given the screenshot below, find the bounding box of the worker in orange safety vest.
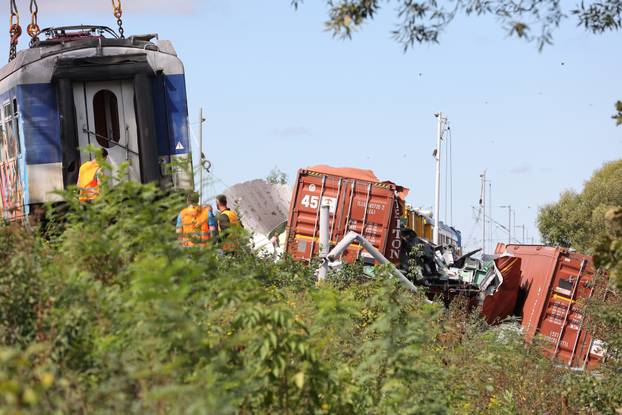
[215,194,242,232]
[176,193,217,247]
[77,149,108,202]
[215,194,243,252]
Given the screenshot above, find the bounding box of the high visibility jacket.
[219,209,241,230]
[77,160,102,202]
[218,208,242,252]
[178,206,210,247]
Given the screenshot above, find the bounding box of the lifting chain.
[8,0,21,62]
[27,0,40,47]
[111,0,124,39]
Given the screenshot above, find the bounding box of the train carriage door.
[73,80,140,182]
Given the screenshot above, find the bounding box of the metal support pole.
[509,207,512,244]
[512,209,518,244]
[488,180,492,250]
[515,224,526,244]
[500,205,512,244]
[433,113,444,245]
[318,203,330,282]
[480,171,486,255]
[326,231,431,303]
[198,108,204,204]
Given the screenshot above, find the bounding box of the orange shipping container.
[495,244,605,369]
[286,165,408,264]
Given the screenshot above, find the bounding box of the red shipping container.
[495,244,605,369]
[286,165,407,264]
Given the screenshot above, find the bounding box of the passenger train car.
[0,26,192,222]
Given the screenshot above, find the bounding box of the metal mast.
[500,205,512,243]
[433,112,446,245]
[198,108,205,204]
[480,171,487,255]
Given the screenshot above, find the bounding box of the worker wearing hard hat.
[77,149,108,202]
[176,193,217,248]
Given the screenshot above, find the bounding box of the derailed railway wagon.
[495,244,606,369]
[0,26,192,222]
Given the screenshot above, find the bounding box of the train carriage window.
[2,101,19,159]
[0,129,5,161]
[11,100,19,155]
[93,90,120,148]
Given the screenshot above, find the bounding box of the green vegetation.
[615,101,622,126]
[538,160,622,253]
[291,1,621,51]
[0,178,620,413]
[266,167,289,185]
[535,160,622,414]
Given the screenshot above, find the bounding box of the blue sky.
[6,1,622,252]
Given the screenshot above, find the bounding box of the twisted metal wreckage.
[222,177,521,321]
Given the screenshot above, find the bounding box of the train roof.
[0,25,179,82]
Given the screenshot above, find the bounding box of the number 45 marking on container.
[301,195,337,213]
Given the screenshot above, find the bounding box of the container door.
[73,81,140,182]
[539,255,599,368]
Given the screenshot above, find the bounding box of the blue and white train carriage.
[0,26,192,221]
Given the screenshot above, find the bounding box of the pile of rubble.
[223,170,605,370]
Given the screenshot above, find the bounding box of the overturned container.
[495,244,605,369]
[285,165,408,265]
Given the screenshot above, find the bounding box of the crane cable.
[8,0,21,62]
[10,0,126,60]
[27,0,40,47]
[111,0,125,39]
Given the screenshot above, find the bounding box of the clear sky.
[5,1,621,252]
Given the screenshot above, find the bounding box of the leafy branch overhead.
[615,101,622,126]
[291,1,622,50]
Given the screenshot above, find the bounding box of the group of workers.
[176,193,242,248]
[77,149,243,249]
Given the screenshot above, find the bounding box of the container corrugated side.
[495,244,603,369]
[286,169,398,264]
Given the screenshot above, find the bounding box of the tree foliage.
[266,166,289,185]
[291,0,621,51]
[538,159,622,252]
[596,207,622,290]
[614,101,622,126]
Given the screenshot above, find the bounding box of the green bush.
[0,179,620,414]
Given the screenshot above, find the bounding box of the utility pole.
[433,112,446,245]
[500,205,512,244]
[515,224,526,243]
[198,108,205,204]
[488,180,493,252]
[480,171,487,255]
[522,225,526,243]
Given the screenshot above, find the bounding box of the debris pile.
[225,165,607,369]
